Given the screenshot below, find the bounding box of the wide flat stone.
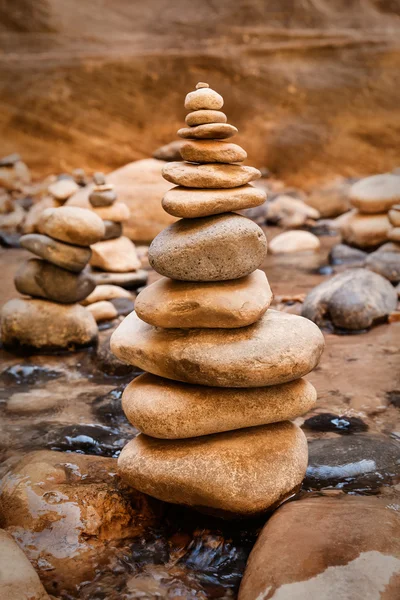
[135,270,272,328]
[122,373,317,438]
[181,140,247,163]
[92,201,130,222]
[89,268,148,289]
[110,309,325,387]
[118,421,308,516]
[178,123,238,140]
[185,109,227,126]
[90,236,141,272]
[20,233,91,272]
[15,258,96,303]
[349,173,400,214]
[162,184,266,218]
[148,213,267,281]
[1,298,98,350]
[184,87,224,111]
[38,206,105,246]
[162,162,261,188]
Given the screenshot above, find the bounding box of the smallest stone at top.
[185,82,224,111]
[93,172,106,186]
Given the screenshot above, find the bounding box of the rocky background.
[1,0,400,186]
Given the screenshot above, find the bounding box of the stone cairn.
[1,206,105,350]
[111,83,325,517]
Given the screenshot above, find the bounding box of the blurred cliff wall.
[0,0,399,186]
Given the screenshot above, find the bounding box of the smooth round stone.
[48,178,79,202]
[38,206,105,246]
[118,421,308,516]
[92,202,130,222]
[337,210,391,248]
[15,258,96,304]
[122,373,317,439]
[388,227,400,242]
[81,284,132,306]
[90,236,141,272]
[135,270,272,328]
[1,298,98,350]
[178,123,238,140]
[349,174,400,214]
[89,188,117,207]
[269,231,321,254]
[102,220,123,240]
[184,87,224,111]
[180,140,247,164]
[162,162,261,189]
[111,309,325,387]
[162,184,266,218]
[148,213,267,281]
[87,300,118,323]
[19,233,91,273]
[388,206,400,226]
[185,110,227,127]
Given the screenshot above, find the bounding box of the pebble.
[162,162,261,189]
[15,258,96,303]
[20,233,92,272]
[87,300,118,323]
[89,187,117,207]
[269,230,320,254]
[302,268,398,330]
[184,86,224,111]
[92,201,130,222]
[135,270,272,328]
[329,243,367,266]
[148,213,267,281]
[111,309,325,387]
[122,373,317,438]
[349,173,400,214]
[162,184,266,218]
[118,421,307,516]
[1,298,98,350]
[388,205,400,226]
[90,236,141,272]
[38,206,105,246]
[81,284,132,305]
[388,227,400,242]
[185,109,227,126]
[102,220,123,240]
[178,123,238,140]
[336,210,391,248]
[180,140,247,163]
[89,268,148,289]
[48,178,79,202]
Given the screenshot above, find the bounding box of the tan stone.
[111,309,325,387]
[1,298,98,350]
[0,529,50,600]
[38,206,105,246]
[269,231,321,254]
[89,268,148,288]
[184,86,224,111]
[20,233,92,272]
[92,201,130,222]
[266,195,320,228]
[48,178,79,202]
[148,213,267,281]
[306,178,351,218]
[87,300,118,322]
[22,196,61,234]
[185,109,227,126]
[118,422,308,516]
[178,123,238,140]
[239,495,400,600]
[349,173,400,214]
[122,373,317,438]
[90,236,141,272]
[162,184,266,218]
[388,206,400,226]
[135,270,272,328]
[180,140,247,164]
[388,227,400,242]
[336,209,391,248]
[162,162,261,188]
[81,284,132,305]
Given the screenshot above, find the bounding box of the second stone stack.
[111,83,325,517]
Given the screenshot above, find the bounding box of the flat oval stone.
[110,309,325,387]
[349,174,400,214]
[178,123,238,140]
[389,207,400,226]
[87,300,118,323]
[185,110,227,127]
[48,178,79,202]
[162,162,261,189]
[90,236,141,273]
[102,220,123,240]
[118,421,308,516]
[38,206,105,246]
[162,184,266,218]
[148,213,267,281]
[122,373,317,439]
[81,284,132,306]
[15,258,96,304]
[92,202,130,222]
[20,233,91,272]
[184,87,224,111]
[181,140,247,164]
[89,188,117,207]
[135,270,272,328]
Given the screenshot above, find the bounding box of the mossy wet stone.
[162,162,261,189]
[118,421,308,516]
[178,123,238,140]
[122,373,317,438]
[15,258,96,303]
[162,184,266,218]
[111,309,325,387]
[1,298,98,350]
[38,206,105,246]
[185,109,227,127]
[20,233,91,272]
[148,213,267,281]
[135,270,272,328]
[180,140,247,164]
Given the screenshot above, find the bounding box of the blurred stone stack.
[1,206,104,350]
[111,83,325,517]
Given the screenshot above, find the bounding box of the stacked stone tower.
[111,83,325,517]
